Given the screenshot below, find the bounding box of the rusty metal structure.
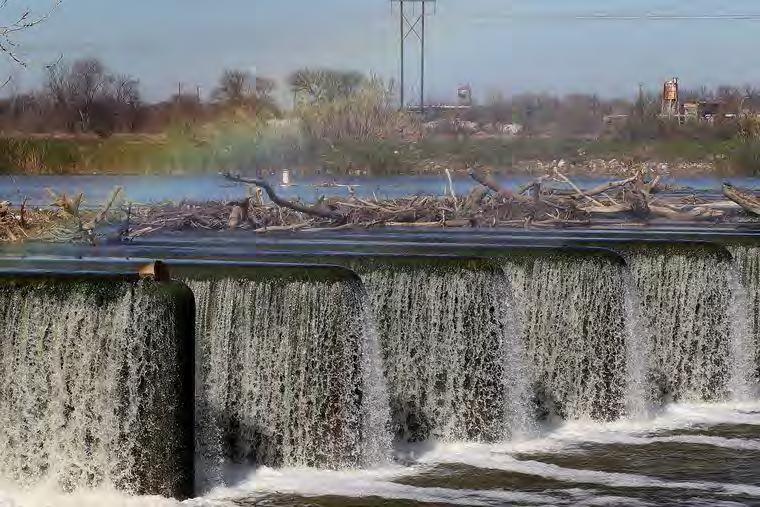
[662,78,679,117]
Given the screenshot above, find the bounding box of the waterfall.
[187,274,390,492]
[622,270,651,418]
[623,245,734,404]
[726,268,756,400]
[360,261,527,443]
[504,252,628,422]
[0,278,193,498]
[728,245,760,383]
[4,243,760,501]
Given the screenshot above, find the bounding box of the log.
[228,205,244,229]
[222,172,345,221]
[463,186,488,210]
[690,201,741,212]
[580,175,639,197]
[467,169,526,202]
[649,205,695,220]
[19,197,28,229]
[443,219,471,228]
[626,171,651,219]
[553,168,605,207]
[723,183,760,215]
[582,203,633,214]
[444,168,458,209]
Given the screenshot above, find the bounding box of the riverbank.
[0,134,757,178]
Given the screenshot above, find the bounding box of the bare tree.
[45,57,142,135]
[212,69,252,106]
[212,68,278,115]
[288,68,365,103]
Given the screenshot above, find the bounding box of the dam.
[2,229,760,505]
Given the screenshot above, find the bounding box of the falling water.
[728,244,760,382]
[187,274,390,492]
[503,252,628,422]
[726,268,756,400]
[623,245,735,404]
[622,270,651,418]
[0,278,193,497]
[360,261,528,443]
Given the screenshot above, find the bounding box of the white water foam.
[478,401,760,455]
[202,466,561,506]
[726,268,759,400]
[0,484,183,507]
[422,443,760,498]
[4,402,760,506]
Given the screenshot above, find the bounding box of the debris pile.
[120,169,757,238]
[2,170,760,243]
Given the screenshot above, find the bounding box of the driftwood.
[467,168,525,201]
[101,172,759,241]
[5,170,760,243]
[723,183,760,215]
[222,172,345,221]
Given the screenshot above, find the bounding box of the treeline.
[6,56,760,145]
[6,57,760,175]
[458,85,760,142]
[0,58,280,136]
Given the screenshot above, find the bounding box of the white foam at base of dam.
[4,401,760,506]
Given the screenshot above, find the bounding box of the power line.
[470,12,760,22]
[575,14,760,20]
[391,0,436,113]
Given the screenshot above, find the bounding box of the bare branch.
[0,1,62,66]
[221,172,346,221]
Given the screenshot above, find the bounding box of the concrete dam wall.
[1,240,759,498]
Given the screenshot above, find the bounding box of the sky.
[4,0,760,103]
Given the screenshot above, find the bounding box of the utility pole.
[400,0,404,109]
[392,0,436,114]
[420,0,425,114]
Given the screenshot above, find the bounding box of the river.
[2,402,759,506]
[0,173,758,206]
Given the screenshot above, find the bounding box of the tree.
[288,68,365,103]
[296,76,412,143]
[45,57,142,135]
[211,69,278,115]
[212,69,253,106]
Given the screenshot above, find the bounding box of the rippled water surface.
[1,174,757,206]
[2,402,759,506]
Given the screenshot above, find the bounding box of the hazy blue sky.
[5,0,760,102]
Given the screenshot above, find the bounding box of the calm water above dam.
[0,173,758,206]
[2,237,760,506]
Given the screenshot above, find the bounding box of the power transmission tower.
[391,0,436,113]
